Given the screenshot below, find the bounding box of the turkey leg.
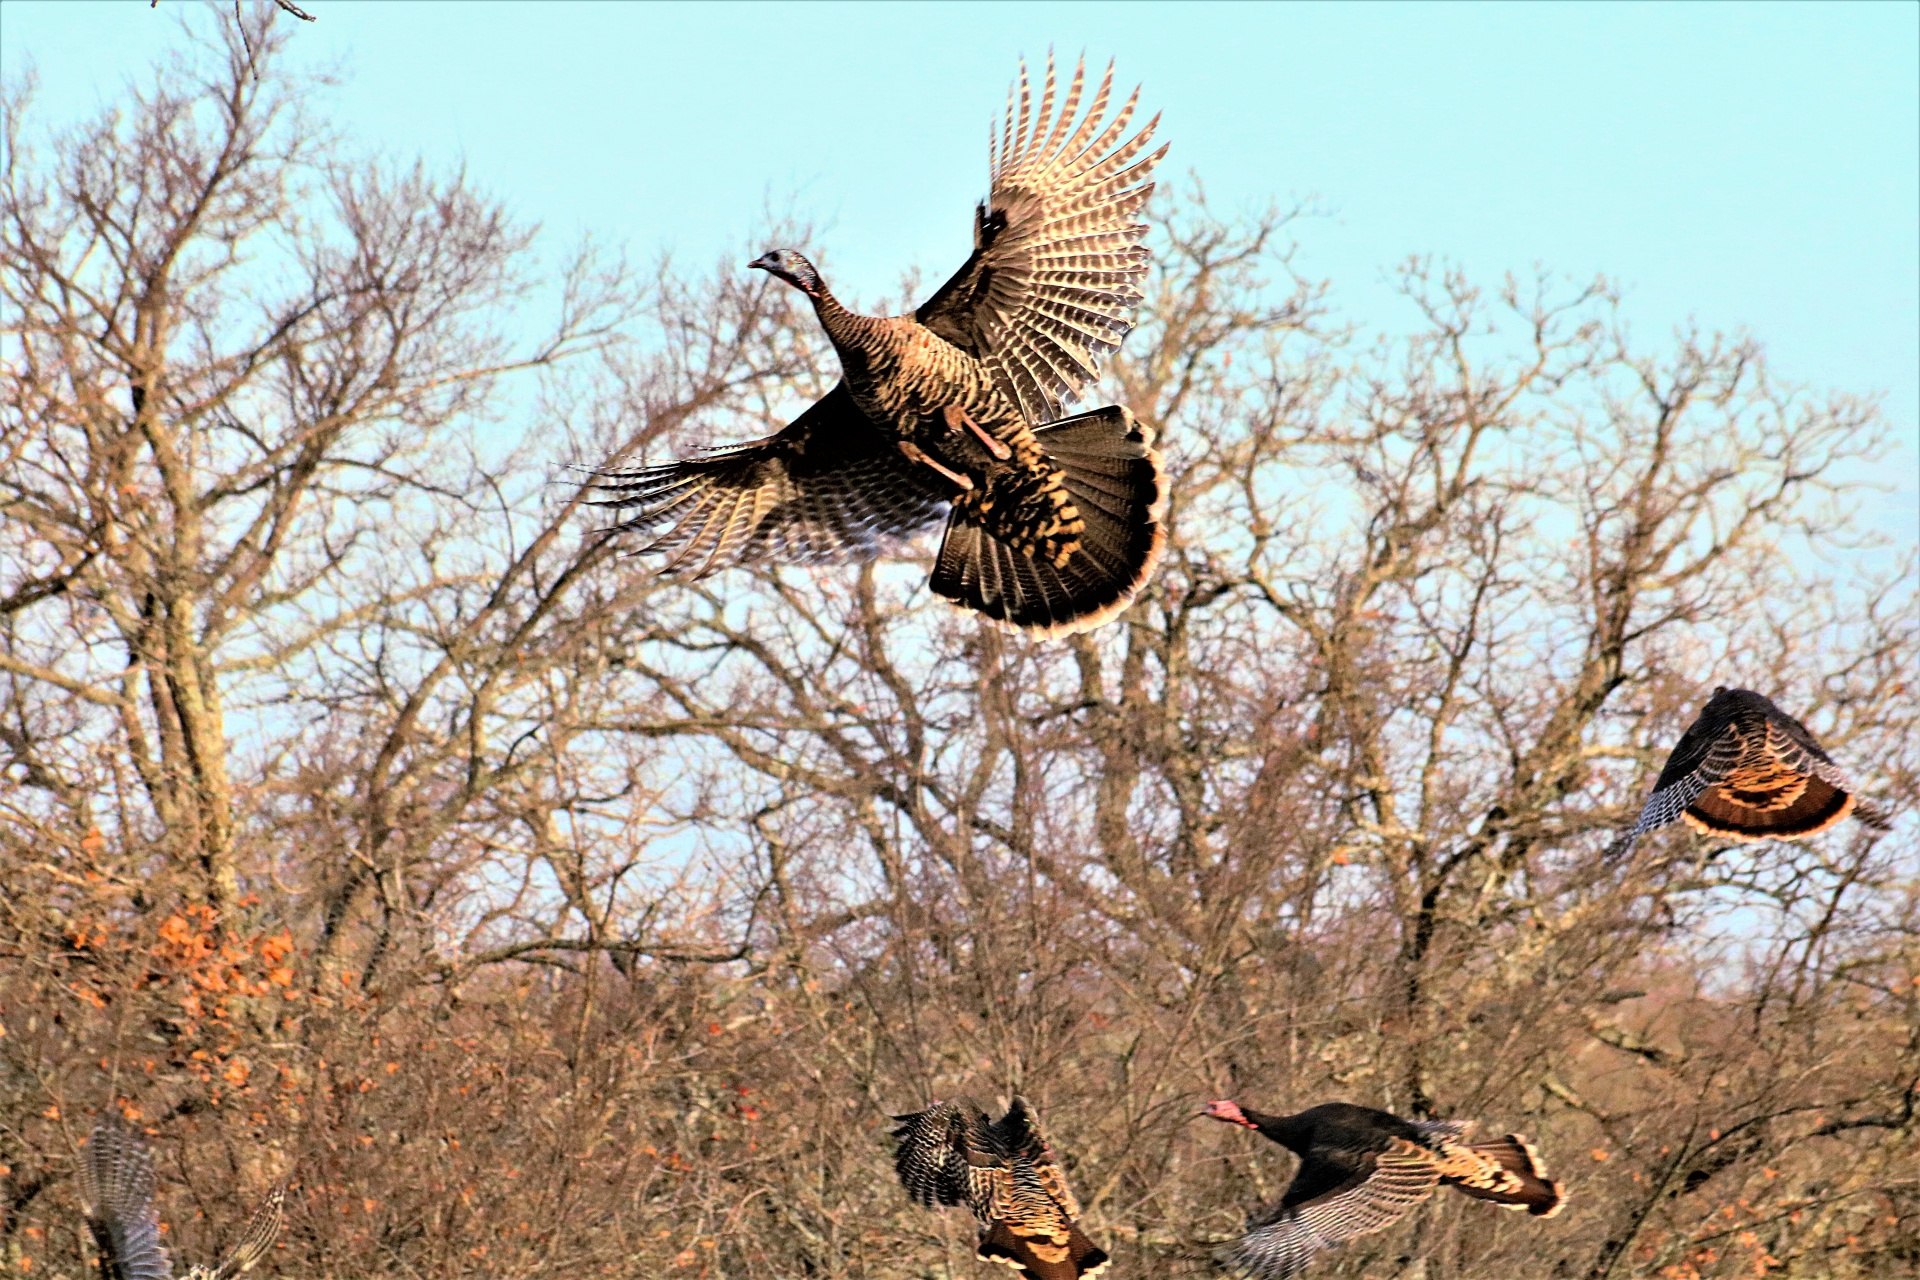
[941,404,1012,461]
[898,440,974,491]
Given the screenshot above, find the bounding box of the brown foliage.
[3,10,1915,1280]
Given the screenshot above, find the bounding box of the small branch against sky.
[151,0,317,65]
[150,0,317,21]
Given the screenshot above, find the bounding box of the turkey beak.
[748,253,778,274]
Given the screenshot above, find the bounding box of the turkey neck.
[1237,1106,1312,1152]
[806,287,887,368]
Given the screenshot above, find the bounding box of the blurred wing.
[1225,1142,1439,1280]
[917,54,1166,422]
[78,1117,173,1280]
[1411,1118,1474,1142]
[588,382,949,575]
[209,1187,284,1277]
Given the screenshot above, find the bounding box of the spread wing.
[208,1187,284,1278]
[891,1101,996,1211]
[77,1117,173,1280]
[1605,706,1744,857]
[1223,1140,1440,1280]
[588,383,949,575]
[916,54,1167,423]
[1610,692,1888,856]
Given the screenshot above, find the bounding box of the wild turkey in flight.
[1606,686,1890,858]
[891,1095,1109,1279]
[591,55,1169,636]
[76,1114,284,1280]
[1202,1099,1563,1279]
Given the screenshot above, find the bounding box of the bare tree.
[3,8,1913,1279]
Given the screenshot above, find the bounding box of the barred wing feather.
[1608,688,1887,857]
[77,1117,173,1280]
[1606,715,1743,857]
[208,1187,284,1277]
[1225,1141,1441,1280]
[891,1102,984,1209]
[917,54,1167,423]
[590,383,949,575]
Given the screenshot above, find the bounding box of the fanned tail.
[976,1220,1112,1279]
[1683,781,1856,841]
[1452,1135,1567,1217]
[930,405,1165,636]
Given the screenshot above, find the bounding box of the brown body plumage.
[891,1096,1109,1280]
[1607,686,1890,858]
[591,55,1168,636]
[1203,1100,1564,1280]
[804,301,1086,567]
[77,1114,284,1280]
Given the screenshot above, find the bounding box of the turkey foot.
[941,404,1012,461]
[899,440,974,491]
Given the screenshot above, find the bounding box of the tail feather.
[976,1220,1111,1280]
[937,520,1070,635]
[1855,798,1894,831]
[1452,1135,1566,1217]
[1684,781,1855,842]
[930,405,1165,636]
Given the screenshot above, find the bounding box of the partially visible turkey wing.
[1607,712,1745,855]
[917,54,1167,423]
[1224,1140,1440,1280]
[77,1116,173,1280]
[588,382,949,575]
[210,1186,285,1277]
[892,1101,992,1211]
[993,1095,1081,1220]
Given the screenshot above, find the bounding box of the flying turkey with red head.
[1202,1099,1563,1279]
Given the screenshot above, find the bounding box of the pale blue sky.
[4,1,1916,532]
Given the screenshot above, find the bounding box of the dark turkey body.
[1242,1101,1539,1200]
[1247,1102,1426,1162]
[822,307,1085,565]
